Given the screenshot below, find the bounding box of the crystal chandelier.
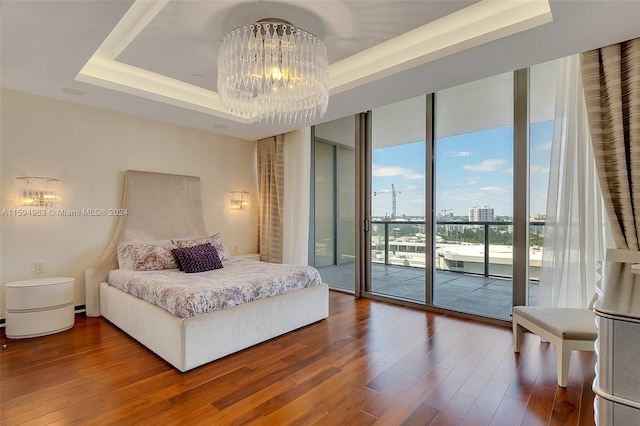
[217,19,329,124]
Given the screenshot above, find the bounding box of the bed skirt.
[99,282,329,371]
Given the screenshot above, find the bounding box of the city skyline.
[372,120,553,218]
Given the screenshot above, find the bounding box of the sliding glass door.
[433,73,515,319]
[369,97,427,302]
[311,61,558,320]
[311,117,356,292]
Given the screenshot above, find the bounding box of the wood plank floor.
[0,291,596,425]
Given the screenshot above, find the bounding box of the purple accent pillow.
[171,248,184,271]
[173,243,223,273]
[173,233,232,261]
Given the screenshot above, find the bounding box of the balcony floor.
[317,263,539,321]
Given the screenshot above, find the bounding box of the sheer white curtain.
[282,128,311,265]
[538,55,605,308]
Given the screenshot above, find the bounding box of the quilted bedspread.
[107,259,322,318]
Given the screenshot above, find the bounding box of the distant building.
[435,243,542,280]
[469,206,494,222]
[371,242,542,281]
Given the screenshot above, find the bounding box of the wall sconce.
[15,177,61,207]
[229,191,249,211]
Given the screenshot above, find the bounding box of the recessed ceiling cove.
[3,0,639,141]
[75,0,552,124]
[116,1,478,92]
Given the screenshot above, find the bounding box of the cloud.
[442,151,472,157]
[465,176,481,186]
[372,165,424,180]
[463,159,507,172]
[479,185,512,194]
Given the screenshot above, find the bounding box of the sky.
[371,120,553,218]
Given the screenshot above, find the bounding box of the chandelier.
[217,19,329,124]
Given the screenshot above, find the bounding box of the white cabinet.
[593,262,640,425]
[5,277,75,339]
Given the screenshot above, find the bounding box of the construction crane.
[374,184,401,219]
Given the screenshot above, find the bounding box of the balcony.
[318,219,544,320]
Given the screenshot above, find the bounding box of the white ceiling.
[1,0,639,141]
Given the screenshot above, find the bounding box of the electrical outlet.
[34,262,44,274]
[232,246,238,255]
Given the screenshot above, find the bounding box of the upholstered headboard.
[85,170,208,316]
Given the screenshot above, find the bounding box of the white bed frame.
[85,170,329,372]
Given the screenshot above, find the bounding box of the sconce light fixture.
[229,191,249,211]
[15,177,61,207]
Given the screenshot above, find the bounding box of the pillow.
[173,243,223,273]
[169,246,204,271]
[171,248,184,271]
[116,240,176,269]
[173,233,232,261]
[129,244,179,271]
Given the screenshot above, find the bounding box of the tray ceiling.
[1,0,639,141]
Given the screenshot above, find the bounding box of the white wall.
[0,89,259,319]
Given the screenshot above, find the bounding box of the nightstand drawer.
[6,305,74,338]
[6,277,74,311]
[5,277,75,339]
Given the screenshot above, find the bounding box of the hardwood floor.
[0,291,596,425]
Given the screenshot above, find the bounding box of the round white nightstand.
[5,277,75,339]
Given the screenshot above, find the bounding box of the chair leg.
[513,319,523,352]
[556,342,570,387]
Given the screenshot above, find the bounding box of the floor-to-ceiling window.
[313,140,336,268]
[311,116,356,292]
[433,72,515,319]
[369,97,426,302]
[311,62,558,320]
[528,58,559,306]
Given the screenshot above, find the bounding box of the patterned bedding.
[107,259,322,318]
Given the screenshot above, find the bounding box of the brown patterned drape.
[257,135,284,263]
[581,38,640,250]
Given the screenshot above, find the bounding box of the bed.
[85,170,329,372]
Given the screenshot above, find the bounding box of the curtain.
[257,135,284,263]
[580,37,640,251]
[282,128,311,265]
[538,55,605,308]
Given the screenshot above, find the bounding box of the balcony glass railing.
[370,220,545,281]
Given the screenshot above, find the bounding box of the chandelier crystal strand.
[218,20,328,124]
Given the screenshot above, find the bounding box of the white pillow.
[172,233,232,261]
[116,240,175,269]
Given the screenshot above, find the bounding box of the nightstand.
[232,253,260,261]
[5,277,75,339]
